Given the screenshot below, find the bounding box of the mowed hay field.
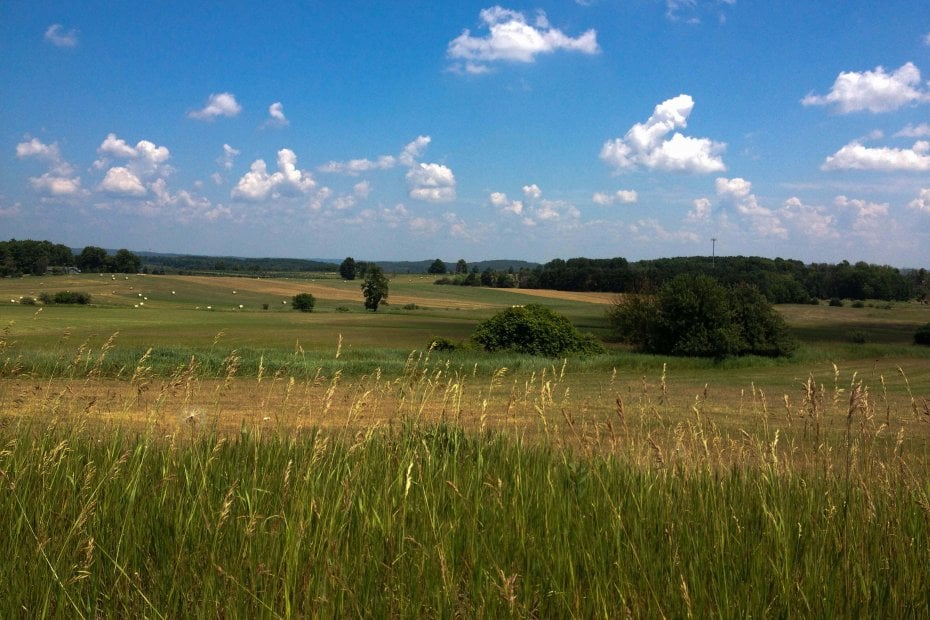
[1,273,930,616]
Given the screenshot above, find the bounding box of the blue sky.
[3,1,930,266]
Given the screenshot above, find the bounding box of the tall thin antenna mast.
[711,238,717,268]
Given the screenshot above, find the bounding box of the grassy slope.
[2,275,930,616]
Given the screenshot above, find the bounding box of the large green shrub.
[38,291,92,305]
[609,275,795,358]
[915,323,930,346]
[472,304,604,357]
[291,293,316,312]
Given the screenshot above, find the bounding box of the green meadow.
[1,272,929,616]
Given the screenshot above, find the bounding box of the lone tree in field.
[455,259,468,275]
[361,265,389,311]
[472,304,604,357]
[340,257,357,280]
[291,292,316,312]
[428,259,447,275]
[609,274,795,358]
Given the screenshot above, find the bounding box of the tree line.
[141,254,338,274]
[517,256,925,303]
[0,240,141,276]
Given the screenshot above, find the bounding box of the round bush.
[472,304,604,357]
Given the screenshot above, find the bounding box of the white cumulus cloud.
[99,166,147,196]
[16,137,76,175]
[189,92,242,120]
[592,189,638,205]
[600,94,726,174]
[16,137,61,161]
[16,137,81,195]
[231,149,317,201]
[29,173,83,196]
[802,62,929,114]
[490,191,524,215]
[406,163,456,202]
[822,140,930,171]
[522,184,542,199]
[447,6,598,73]
[94,133,172,181]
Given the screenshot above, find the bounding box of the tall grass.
[1,338,929,616]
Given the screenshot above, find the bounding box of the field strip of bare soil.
[494,287,618,304]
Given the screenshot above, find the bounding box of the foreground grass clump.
[1,410,928,617]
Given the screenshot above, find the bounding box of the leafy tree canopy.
[340,257,357,280]
[361,265,389,311]
[609,275,795,358]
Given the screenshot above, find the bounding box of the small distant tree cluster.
[472,304,604,357]
[291,293,316,312]
[609,275,795,358]
[434,266,518,289]
[39,291,92,305]
[428,259,447,275]
[75,246,142,274]
[362,265,389,311]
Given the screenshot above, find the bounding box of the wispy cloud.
[44,24,78,48]
[264,102,289,127]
